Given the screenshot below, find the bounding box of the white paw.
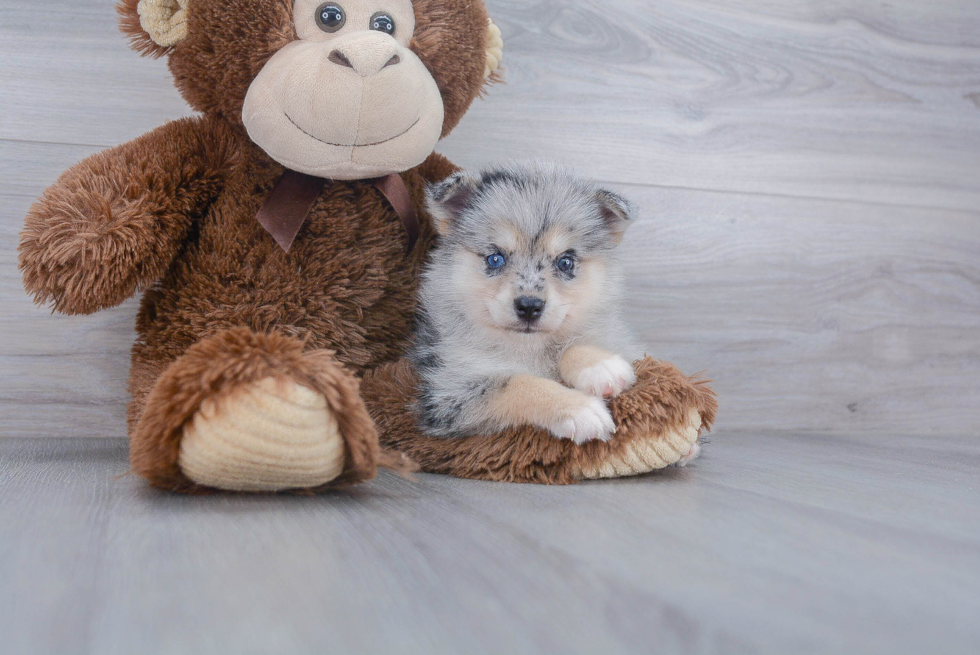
[574,356,637,398]
[676,441,701,467]
[550,396,616,444]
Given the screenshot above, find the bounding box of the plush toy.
[18,0,715,492]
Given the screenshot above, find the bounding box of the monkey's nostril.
[328,50,354,68]
[383,54,401,68]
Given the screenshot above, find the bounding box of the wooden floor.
[1,0,979,653]
[2,433,979,654]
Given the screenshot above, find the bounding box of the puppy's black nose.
[514,296,545,322]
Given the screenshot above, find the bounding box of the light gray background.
[1,1,978,653]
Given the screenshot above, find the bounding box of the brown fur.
[19,117,239,315]
[362,357,718,485]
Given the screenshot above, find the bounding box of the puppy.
[410,162,643,444]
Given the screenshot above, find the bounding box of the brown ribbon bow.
[257,170,420,254]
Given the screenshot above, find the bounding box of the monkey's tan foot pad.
[177,378,346,492]
[130,328,385,493]
[361,357,717,485]
[570,406,703,480]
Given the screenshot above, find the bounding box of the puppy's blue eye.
[487,253,506,269]
[556,256,575,273]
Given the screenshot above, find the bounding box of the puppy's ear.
[595,189,634,243]
[426,173,479,235]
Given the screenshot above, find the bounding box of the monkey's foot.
[572,407,702,479]
[178,378,346,492]
[130,328,383,493]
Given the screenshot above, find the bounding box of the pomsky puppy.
[410,161,644,445]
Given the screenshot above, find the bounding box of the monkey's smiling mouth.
[284,113,420,148]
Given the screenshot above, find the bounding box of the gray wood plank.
[0,2,193,147]
[0,141,104,198]
[2,433,978,654]
[616,184,980,436]
[3,0,980,210]
[439,0,980,212]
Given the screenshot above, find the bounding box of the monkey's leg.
[128,328,381,492]
[363,357,715,483]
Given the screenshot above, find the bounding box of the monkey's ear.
[595,189,634,243]
[118,0,189,58]
[484,18,504,80]
[426,173,480,235]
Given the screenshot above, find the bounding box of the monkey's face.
[242,0,444,179]
[120,0,496,180]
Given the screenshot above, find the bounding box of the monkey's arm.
[19,115,237,315]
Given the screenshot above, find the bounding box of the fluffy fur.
[410,162,644,444]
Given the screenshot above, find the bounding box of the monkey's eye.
[486,253,506,270]
[370,12,396,35]
[556,255,575,274]
[316,3,346,33]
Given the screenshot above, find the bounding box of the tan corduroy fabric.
[128,328,393,494]
[178,378,347,492]
[570,407,701,479]
[485,19,503,78]
[137,0,188,47]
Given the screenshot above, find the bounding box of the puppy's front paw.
[575,356,637,398]
[550,395,616,444]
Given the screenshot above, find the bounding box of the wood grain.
[2,433,978,653]
[443,0,980,211]
[617,184,980,435]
